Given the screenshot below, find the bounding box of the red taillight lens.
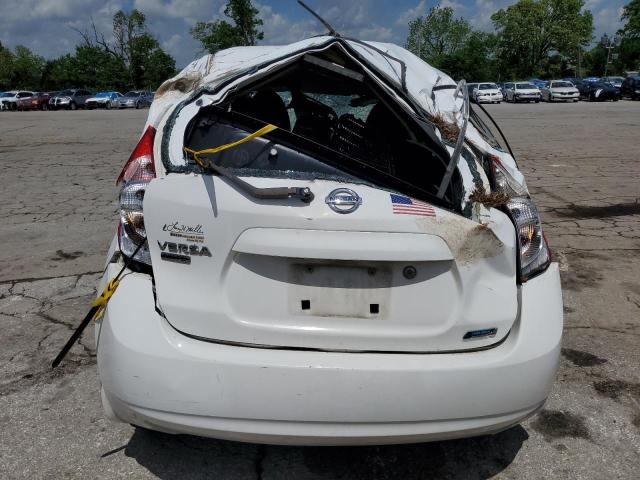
[116,125,156,266]
[116,125,157,185]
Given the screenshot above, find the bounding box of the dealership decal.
[162,222,205,243]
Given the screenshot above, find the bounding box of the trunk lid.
[144,174,518,352]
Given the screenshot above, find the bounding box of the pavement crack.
[254,444,266,480]
[0,271,103,286]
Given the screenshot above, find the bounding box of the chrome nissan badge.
[325,188,362,214]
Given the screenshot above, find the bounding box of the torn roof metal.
[149,36,525,191]
[156,36,462,118]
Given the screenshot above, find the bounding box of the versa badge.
[158,241,212,264]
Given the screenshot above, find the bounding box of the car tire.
[106,101,112,110]
[10,103,17,111]
[135,101,141,109]
[41,103,48,111]
[535,100,539,103]
[70,102,77,110]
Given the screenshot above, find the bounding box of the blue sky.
[0,0,628,68]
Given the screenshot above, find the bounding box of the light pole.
[604,34,621,77]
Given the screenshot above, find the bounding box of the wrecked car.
[95,35,562,445]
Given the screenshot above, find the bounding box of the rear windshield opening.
[184,46,462,208]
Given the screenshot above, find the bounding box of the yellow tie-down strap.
[183,124,278,168]
[92,278,120,321]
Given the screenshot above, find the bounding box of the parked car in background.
[471,83,503,103]
[505,82,541,103]
[48,89,93,110]
[540,80,579,102]
[528,78,546,89]
[578,81,619,102]
[599,76,625,93]
[501,82,513,98]
[562,77,581,84]
[0,91,34,111]
[620,75,640,99]
[17,92,55,111]
[117,91,153,109]
[86,91,123,109]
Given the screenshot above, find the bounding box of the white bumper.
[96,263,562,445]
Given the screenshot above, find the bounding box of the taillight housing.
[117,126,156,266]
[488,155,528,197]
[505,197,551,282]
[486,155,551,282]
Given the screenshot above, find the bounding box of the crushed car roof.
[157,36,464,120]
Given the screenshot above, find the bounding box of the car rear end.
[96,39,562,445]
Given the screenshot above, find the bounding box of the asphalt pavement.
[0,103,638,479]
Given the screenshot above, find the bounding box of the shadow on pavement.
[123,425,528,479]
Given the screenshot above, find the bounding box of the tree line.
[407,0,640,82]
[0,0,262,92]
[0,10,176,92]
[2,0,640,92]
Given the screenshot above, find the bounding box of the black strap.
[432,85,457,91]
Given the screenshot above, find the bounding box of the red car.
[17,92,55,111]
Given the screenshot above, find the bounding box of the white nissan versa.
[96,37,562,446]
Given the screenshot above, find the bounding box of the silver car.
[48,89,93,110]
[117,91,153,109]
[540,81,580,102]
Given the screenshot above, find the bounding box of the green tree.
[407,6,472,65]
[406,6,499,81]
[191,0,264,54]
[11,45,45,90]
[491,0,593,78]
[141,48,176,90]
[619,0,640,71]
[0,42,15,90]
[621,0,640,37]
[40,55,76,91]
[72,9,176,90]
[72,45,129,91]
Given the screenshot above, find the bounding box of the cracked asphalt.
[1,103,639,479]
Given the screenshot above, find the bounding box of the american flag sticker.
[390,194,436,217]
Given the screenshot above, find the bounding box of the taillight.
[116,125,156,185]
[486,155,550,282]
[505,198,551,282]
[117,126,156,266]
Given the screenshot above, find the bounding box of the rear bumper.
[96,264,562,445]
